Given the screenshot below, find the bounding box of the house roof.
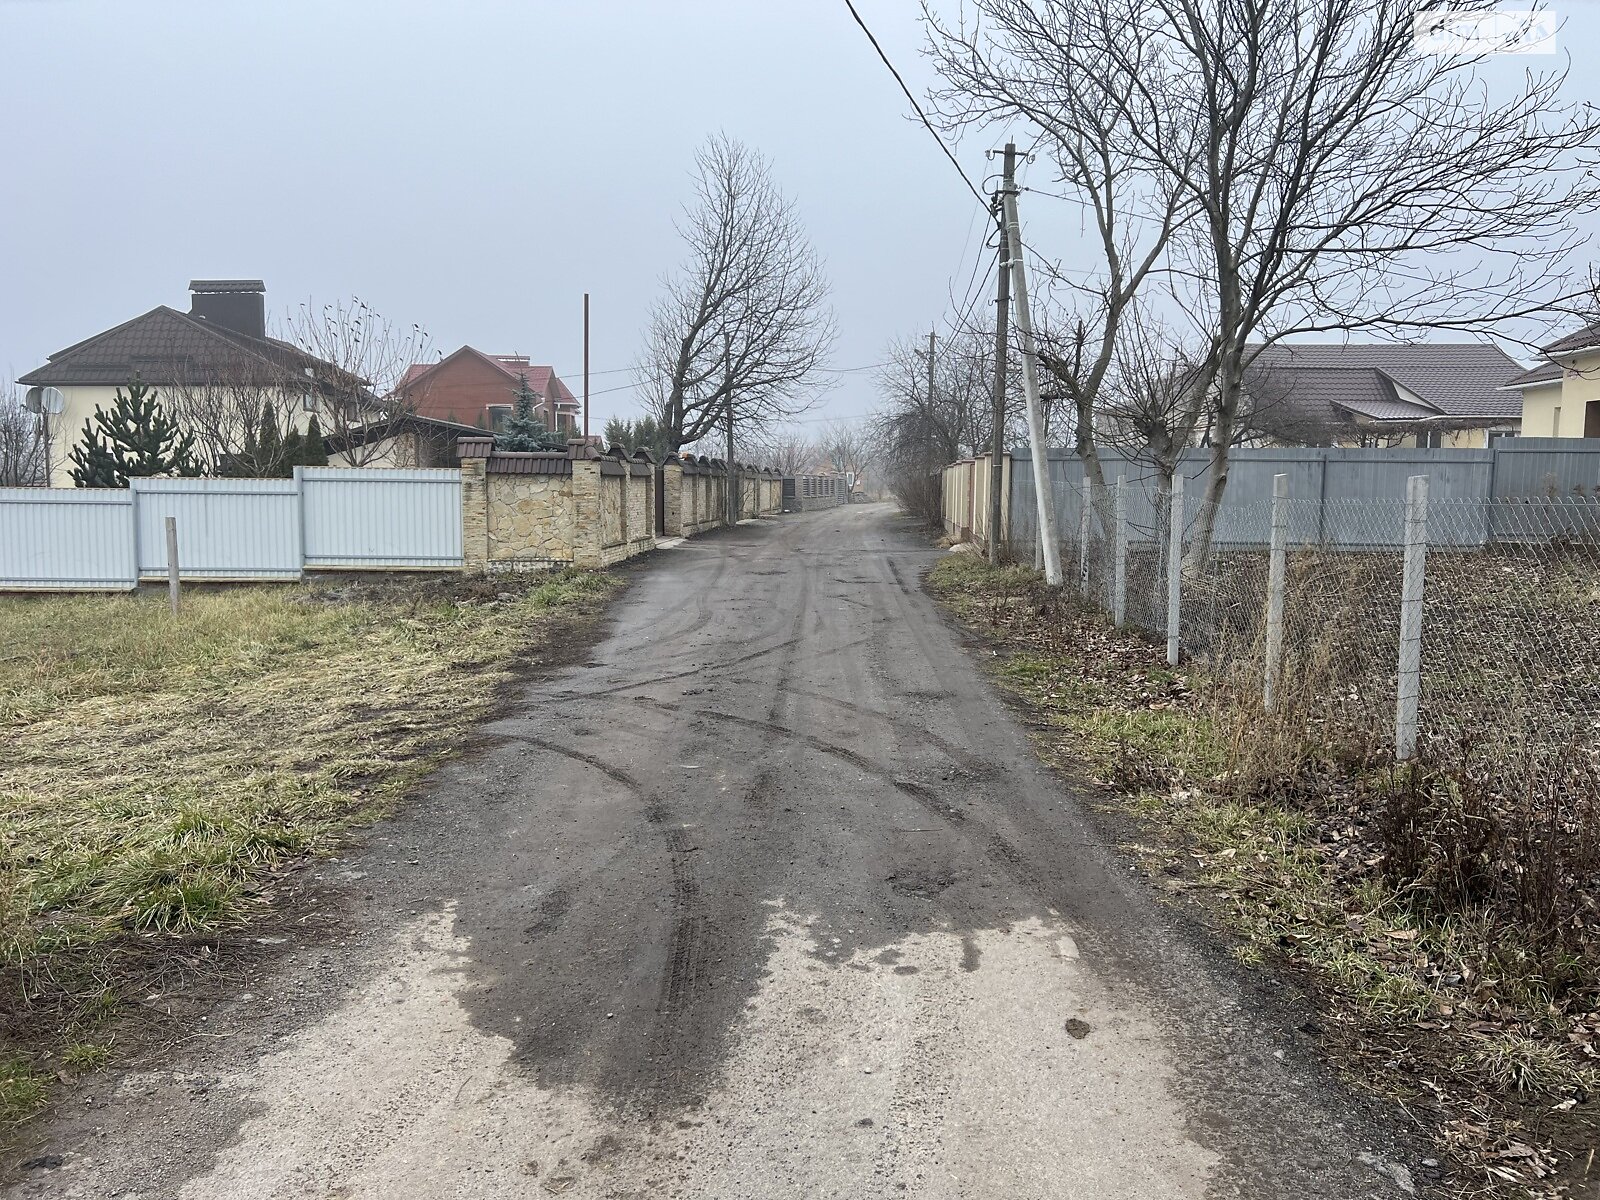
[400,346,579,408]
[1503,359,1564,389]
[17,305,350,389]
[321,412,486,454]
[1246,342,1524,424]
[1539,317,1600,358]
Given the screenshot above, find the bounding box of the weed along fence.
[940,440,1600,781]
[1,441,785,591]
[0,468,464,590]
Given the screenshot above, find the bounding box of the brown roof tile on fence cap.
[457,436,494,459]
[632,447,656,465]
[486,452,573,475]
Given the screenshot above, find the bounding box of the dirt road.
[8,504,1418,1199]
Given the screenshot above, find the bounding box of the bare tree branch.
[640,134,837,451]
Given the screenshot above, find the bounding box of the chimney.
[189,279,266,339]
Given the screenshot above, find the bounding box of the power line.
[842,0,995,221]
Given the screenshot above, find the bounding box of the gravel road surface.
[6,503,1419,1199]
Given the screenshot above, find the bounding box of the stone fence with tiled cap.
[457,438,782,572]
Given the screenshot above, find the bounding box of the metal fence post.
[1395,474,1429,761]
[1078,477,1093,602]
[1166,473,1183,664]
[1112,474,1128,626]
[1263,473,1289,711]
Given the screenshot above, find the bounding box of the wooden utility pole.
[999,143,1063,585]
[986,149,1012,563]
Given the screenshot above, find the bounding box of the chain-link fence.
[1057,473,1600,796]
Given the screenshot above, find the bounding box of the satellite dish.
[41,387,65,415]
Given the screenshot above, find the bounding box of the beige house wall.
[1518,349,1600,438]
[46,381,319,486]
[329,431,424,469]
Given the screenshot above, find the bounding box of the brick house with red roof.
[397,346,579,436]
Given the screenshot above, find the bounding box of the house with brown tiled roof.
[1242,342,1525,448]
[19,280,352,486]
[1503,319,1600,439]
[397,346,579,436]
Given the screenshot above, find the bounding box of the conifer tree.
[496,373,565,451]
[69,380,201,487]
[256,401,282,475]
[301,414,329,466]
[281,427,303,475]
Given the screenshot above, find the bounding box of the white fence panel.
[131,477,301,580]
[301,467,463,569]
[0,489,137,590]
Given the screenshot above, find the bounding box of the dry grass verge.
[0,569,620,1127]
[926,553,1600,1200]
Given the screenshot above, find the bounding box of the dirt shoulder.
[0,568,624,1144]
[922,550,1600,1200]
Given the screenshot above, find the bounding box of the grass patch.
[0,568,620,1126]
[925,554,1600,1197]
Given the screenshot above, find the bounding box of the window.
[1417,429,1443,449]
[487,404,512,433]
[1487,429,1519,444]
[1553,406,1562,437]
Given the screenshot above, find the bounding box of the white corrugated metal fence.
[0,468,463,591]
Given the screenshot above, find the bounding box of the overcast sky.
[3,0,1596,435]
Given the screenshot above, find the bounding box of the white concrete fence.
[0,468,463,591]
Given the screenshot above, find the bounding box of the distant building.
[1242,342,1524,448]
[1505,319,1600,439]
[397,347,579,436]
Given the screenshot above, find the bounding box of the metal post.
[1078,476,1092,602]
[1263,473,1289,711]
[1112,474,1127,626]
[1395,474,1429,761]
[165,516,181,615]
[1166,473,1184,665]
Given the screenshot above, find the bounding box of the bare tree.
[927,0,1191,524]
[1097,309,1208,494]
[164,346,304,476]
[746,430,817,476]
[817,419,877,493]
[871,324,1017,521]
[926,0,1600,568]
[0,380,48,487]
[640,135,836,456]
[287,296,432,468]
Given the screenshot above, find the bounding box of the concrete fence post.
[1166,473,1183,665]
[1079,477,1093,602]
[1263,473,1289,712]
[1395,474,1429,761]
[165,516,181,615]
[1112,474,1128,626]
